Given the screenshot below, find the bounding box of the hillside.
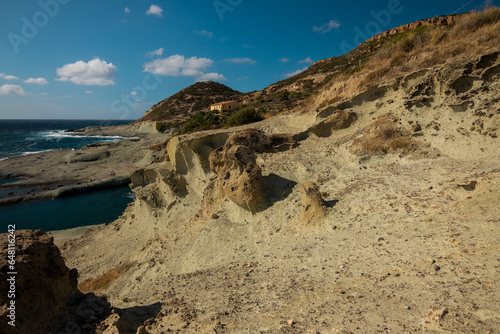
[4,8,500,334]
[60,44,500,332]
[134,81,244,123]
[136,8,499,130]
[254,9,500,113]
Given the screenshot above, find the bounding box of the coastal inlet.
[0,186,135,232]
[0,119,166,233]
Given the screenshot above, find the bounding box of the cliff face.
[61,49,500,332]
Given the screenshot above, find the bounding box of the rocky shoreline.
[0,123,167,206]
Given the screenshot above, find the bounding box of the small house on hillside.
[210,101,241,113]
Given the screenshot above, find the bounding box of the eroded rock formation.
[208,129,297,212]
[300,181,327,226]
[308,109,357,137]
[0,230,110,334]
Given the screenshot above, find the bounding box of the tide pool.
[0,187,135,233]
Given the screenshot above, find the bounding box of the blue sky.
[0,0,496,120]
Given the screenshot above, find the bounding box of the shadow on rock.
[111,302,163,334]
[260,173,297,212]
[325,199,339,208]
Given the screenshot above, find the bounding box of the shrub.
[390,52,408,66]
[429,27,447,45]
[349,64,365,74]
[156,122,178,132]
[389,25,434,46]
[277,90,290,101]
[182,110,222,133]
[226,107,263,127]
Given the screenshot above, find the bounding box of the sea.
[0,119,136,233]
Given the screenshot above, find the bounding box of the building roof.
[210,101,238,106]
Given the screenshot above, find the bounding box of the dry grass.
[450,7,500,38]
[78,262,134,293]
[365,7,500,81]
[304,73,367,110]
[306,7,500,112]
[350,117,415,156]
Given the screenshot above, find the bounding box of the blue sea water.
[0,119,136,233]
[0,188,135,233]
[0,119,133,161]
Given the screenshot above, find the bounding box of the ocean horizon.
[0,119,134,161]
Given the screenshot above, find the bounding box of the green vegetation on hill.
[134,81,244,124]
[226,107,263,127]
[174,106,265,134]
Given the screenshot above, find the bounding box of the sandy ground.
[59,53,500,333]
[50,224,103,248]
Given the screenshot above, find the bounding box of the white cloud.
[197,73,226,82]
[298,57,313,64]
[146,47,164,57]
[0,84,26,95]
[280,58,291,63]
[0,73,19,80]
[85,90,92,94]
[282,67,308,78]
[130,91,139,96]
[225,57,256,65]
[313,19,341,34]
[40,93,48,96]
[146,4,163,17]
[143,54,225,81]
[24,77,48,85]
[195,29,214,39]
[56,58,117,86]
[124,7,130,13]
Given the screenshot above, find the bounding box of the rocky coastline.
[0,123,167,206]
[0,11,499,332]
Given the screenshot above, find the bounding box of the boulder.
[210,143,263,212]
[0,229,110,333]
[208,129,297,212]
[300,181,327,225]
